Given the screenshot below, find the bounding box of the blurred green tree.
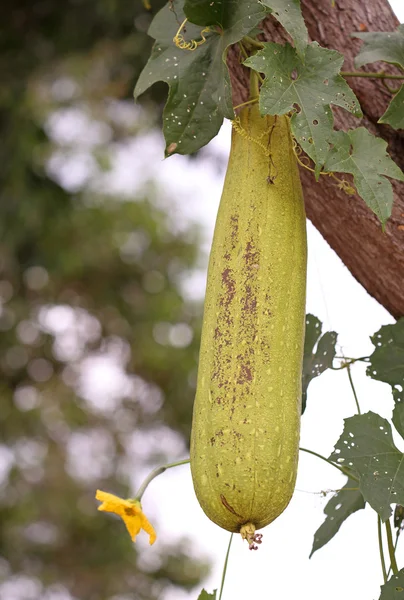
[0,1,209,598]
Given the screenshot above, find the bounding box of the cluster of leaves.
[305,317,404,598]
[135,0,404,224]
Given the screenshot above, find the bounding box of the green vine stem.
[135,458,190,501]
[242,35,265,50]
[386,519,400,576]
[299,447,358,481]
[218,533,234,600]
[387,530,401,579]
[134,448,358,502]
[346,363,361,415]
[233,97,259,111]
[135,446,357,502]
[378,515,388,584]
[334,355,370,362]
[341,71,404,80]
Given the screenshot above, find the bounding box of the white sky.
[139,3,404,599]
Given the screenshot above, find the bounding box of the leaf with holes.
[261,0,308,59]
[310,477,365,557]
[367,319,404,390]
[134,0,266,156]
[197,589,217,600]
[379,569,404,599]
[324,129,404,224]
[353,25,404,130]
[330,411,404,521]
[301,314,337,414]
[244,42,362,177]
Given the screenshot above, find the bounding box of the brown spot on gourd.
[230,215,239,249]
[214,327,222,339]
[237,364,253,384]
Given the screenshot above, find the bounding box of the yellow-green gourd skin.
[190,106,307,533]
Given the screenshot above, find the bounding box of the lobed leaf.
[244,42,362,177]
[324,129,404,224]
[310,477,365,557]
[353,25,404,71]
[353,25,404,130]
[261,0,308,59]
[134,0,265,156]
[367,319,404,389]
[330,411,404,521]
[301,314,337,414]
[379,85,404,130]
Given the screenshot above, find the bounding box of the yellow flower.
[96,490,156,545]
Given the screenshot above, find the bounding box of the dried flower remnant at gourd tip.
[95,490,156,545]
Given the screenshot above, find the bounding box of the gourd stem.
[249,69,260,101]
[378,515,388,584]
[242,35,264,49]
[135,458,190,501]
[346,363,361,415]
[386,518,399,576]
[334,355,370,362]
[299,447,358,481]
[218,533,234,600]
[233,97,259,111]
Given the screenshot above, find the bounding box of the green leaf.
[261,0,308,58]
[310,478,365,557]
[134,0,265,156]
[197,589,217,600]
[367,319,404,389]
[324,128,404,224]
[301,314,337,414]
[379,569,404,599]
[353,25,404,71]
[244,42,362,177]
[379,85,404,130]
[184,0,266,29]
[330,411,404,521]
[353,25,404,130]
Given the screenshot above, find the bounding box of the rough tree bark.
[229,0,404,319]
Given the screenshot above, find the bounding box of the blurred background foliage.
[0,1,211,598]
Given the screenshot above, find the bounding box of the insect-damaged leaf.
[310,477,365,557]
[134,0,265,155]
[330,410,404,522]
[367,319,404,391]
[260,0,308,59]
[244,42,362,177]
[378,569,404,600]
[301,314,337,413]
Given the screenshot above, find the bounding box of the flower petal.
[95,490,156,544]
